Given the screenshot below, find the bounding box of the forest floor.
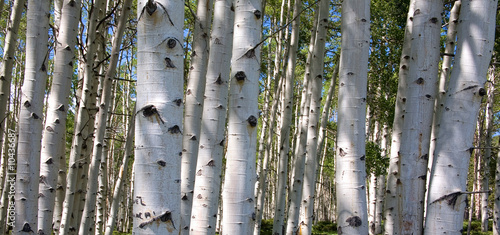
[111,219,493,235]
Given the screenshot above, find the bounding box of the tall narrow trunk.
[335,0,370,234]
[298,0,329,233]
[221,0,262,232]
[271,0,301,234]
[189,0,234,233]
[133,0,184,233]
[384,1,415,234]
[424,0,497,233]
[180,0,213,232]
[0,0,26,156]
[104,105,135,235]
[38,1,81,233]
[78,0,131,233]
[14,0,50,233]
[398,0,442,233]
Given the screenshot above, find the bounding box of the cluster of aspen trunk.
[0,0,498,234]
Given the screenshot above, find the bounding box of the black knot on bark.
[167,38,177,48]
[157,160,166,167]
[253,10,262,19]
[168,125,182,134]
[430,17,438,23]
[173,98,183,106]
[145,0,157,15]
[235,71,246,82]
[247,115,258,127]
[346,216,362,227]
[416,77,425,84]
[165,57,175,68]
[24,100,31,107]
[478,88,487,96]
[22,223,33,232]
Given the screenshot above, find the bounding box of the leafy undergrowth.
[462,220,493,235]
[260,219,338,235]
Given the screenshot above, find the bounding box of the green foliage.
[365,141,388,176]
[462,220,493,235]
[260,219,274,235]
[312,221,338,235]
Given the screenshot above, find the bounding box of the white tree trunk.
[180,0,213,232]
[14,0,50,233]
[272,0,300,234]
[298,0,329,233]
[335,0,370,234]
[133,0,184,233]
[78,0,129,233]
[221,0,261,232]
[384,1,415,234]
[189,0,233,233]
[424,0,497,233]
[398,0,443,233]
[0,0,26,156]
[104,105,135,235]
[38,0,81,233]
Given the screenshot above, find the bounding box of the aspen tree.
[78,0,131,233]
[104,105,135,235]
[384,1,415,233]
[285,4,319,233]
[298,0,329,233]
[59,0,106,232]
[38,0,81,233]
[221,0,262,232]
[335,0,370,234]
[272,0,301,233]
[180,0,213,232]
[14,1,50,233]
[0,0,25,154]
[133,0,184,233]
[189,1,234,232]
[398,0,442,233]
[425,0,497,233]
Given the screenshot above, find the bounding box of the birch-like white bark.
[104,105,135,235]
[0,0,26,155]
[180,0,213,232]
[398,0,442,233]
[425,0,497,233]
[78,0,130,233]
[221,0,261,232]
[272,0,301,233]
[14,1,50,233]
[335,0,370,233]
[189,0,233,233]
[298,0,329,233]
[384,1,415,234]
[133,0,184,233]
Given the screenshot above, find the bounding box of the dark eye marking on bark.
[254,10,262,19]
[32,113,40,119]
[24,100,31,107]
[247,115,258,127]
[346,216,362,227]
[207,159,215,167]
[235,71,246,82]
[137,104,165,124]
[339,148,347,157]
[45,158,53,164]
[430,17,438,23]
[157,160,166,167]
[197,169,202,176]
[138,0,174,26]
[416,77,424,84]
[173,98,183,106]
[168,125,182,134]
[215,74,223,85]
[167,38,176,48]
[21,223,34,232]
[181,194,188,201]
[165,57,176,68]
[478,88,487,96]
[360,155,365,161]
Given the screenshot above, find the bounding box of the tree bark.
[335,0,370,234]
[14,0,50,233]
[189,0,233,233]
[424,0,498,233]
[133,0,184,233]
[221,0,262,232]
